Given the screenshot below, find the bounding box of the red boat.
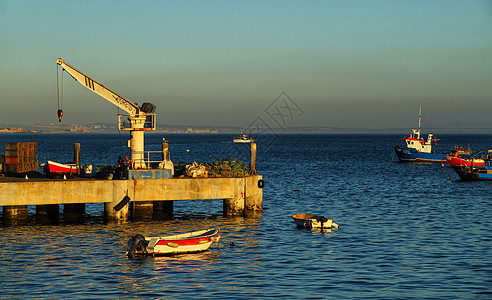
[126,228,220,257]
[44,160,79,178]
[444,148,485,167]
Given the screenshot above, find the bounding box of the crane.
[56,58,156,169]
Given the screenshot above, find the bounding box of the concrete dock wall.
[0,175,263,223]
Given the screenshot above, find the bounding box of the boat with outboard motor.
[292,213,339,230]
[126,228,220,257]
[452,150,492,181]
[394,108,451,162]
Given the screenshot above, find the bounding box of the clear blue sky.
[1,0,491,129]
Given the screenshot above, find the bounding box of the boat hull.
[394,146,446,162]
[233,139,252,143]
[292,213,338,229]
[453,166,492,181]
[445,156,484,167]
[44,160,78,178]
[128,228,220,257]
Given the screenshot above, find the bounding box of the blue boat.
[453,150,492,181]
[394,108,448,162]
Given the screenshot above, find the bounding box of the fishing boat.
[394,108,450,162]
[127,228,220,257]
[452,150,492,181]
[292,213,339,230]
[444,148,484,167]
[43,160,78,178]
[233,134,254,143]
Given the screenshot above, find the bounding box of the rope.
[56,66,63,110]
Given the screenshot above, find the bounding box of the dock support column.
[132,201,154,220]
[250,143,257,175]
[223,179,245,216]
[104,200,129,223]
[3,205,28,226]
[153,200,173,220]
[104,183,130,223]
[245,175,263,211]
[36,204,59,225]
[63,204,85,223]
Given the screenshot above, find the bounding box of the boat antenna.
[418,106,422,139]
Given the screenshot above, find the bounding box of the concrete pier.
[0,175,263,224]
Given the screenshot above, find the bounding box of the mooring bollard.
[74,143,81,165]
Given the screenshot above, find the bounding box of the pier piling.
[36,204,59,225]
[3,205,28,226]
[153,200,173,219]
[132,201,154,220]
[64,204,85,223]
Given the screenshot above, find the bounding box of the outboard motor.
[127,234,147,258]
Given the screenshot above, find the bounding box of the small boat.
[233,134,254,143]
[394,108,449,162]
[292,213,339,230]
[452,150,492,181]
[127,228,220,257]
[43,160,78,178]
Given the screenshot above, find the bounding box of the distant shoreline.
[1,125,491,135]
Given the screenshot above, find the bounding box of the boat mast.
[417,106,422,140]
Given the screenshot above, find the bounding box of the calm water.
[1,133,491,299]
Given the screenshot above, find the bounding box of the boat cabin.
[404,130,436,153]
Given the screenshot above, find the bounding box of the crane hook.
[57,109,63,122]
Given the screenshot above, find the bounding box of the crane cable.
[56,65,64,122]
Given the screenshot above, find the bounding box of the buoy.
[186,149,190,152]
[25,175,28,180]
[230,242,234,247]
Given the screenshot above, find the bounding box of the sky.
[0,0,491,130]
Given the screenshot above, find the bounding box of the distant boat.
[126,228,220,257]
[233,134,254,143]
[394,108,451,162]
[452,150,492,181]
[292,213,339,230]
[43,160,78,178]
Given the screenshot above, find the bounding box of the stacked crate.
[4,142,38,173]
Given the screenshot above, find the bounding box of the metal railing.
[118,114,156,131]
[131,150,165,169]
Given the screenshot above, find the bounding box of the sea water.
[0,133,491,299]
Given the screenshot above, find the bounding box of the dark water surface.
[1,133,491,299]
